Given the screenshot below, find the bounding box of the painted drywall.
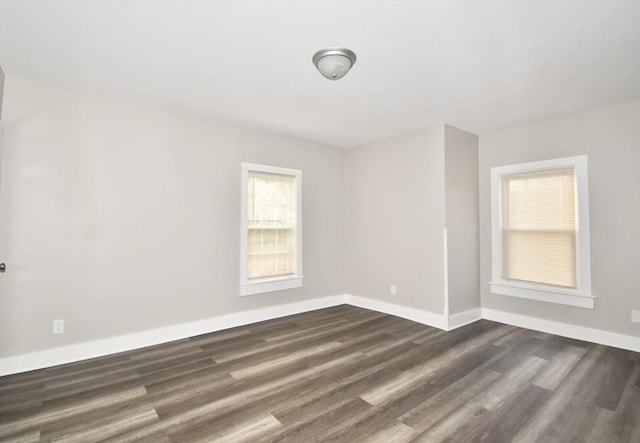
[344,127,446,315]
[479,100,640,337]
[0,76,345,356]
[0,65,4,120]
[3,71,634,364]
[445,124,480,315]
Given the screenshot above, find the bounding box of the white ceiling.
[0,1,639,148]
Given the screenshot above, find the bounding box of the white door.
[0,117,20,357]
[0,119,10,358]
[0,120,6,277]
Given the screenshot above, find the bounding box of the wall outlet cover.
[632,310,640,324]
[53,319,64,334]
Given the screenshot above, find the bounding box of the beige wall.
[345,127,446,314]
[0,76,345,355]
[479,100,640,336]
[445,125,480,315]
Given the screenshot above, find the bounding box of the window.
[240,162,302,296]
[490,155,593,308]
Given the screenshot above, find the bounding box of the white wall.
[0,76,345,356]
[445,124,480,315]
[345,127,446,315]
[479,100,640,337]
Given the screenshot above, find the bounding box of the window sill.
[240,275,303,296]
[490,281,595,309]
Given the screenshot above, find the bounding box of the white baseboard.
[3,295,637,376]
[345,294,448,330]
[482,308,640,353]
[345,295,482,332]
[0,295,345,376]
[448,308,483,330]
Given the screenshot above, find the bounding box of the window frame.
[240,162,303,296]
[490,155,594,308]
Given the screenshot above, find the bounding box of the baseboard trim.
[448,308,483,330]
[3,296,637,376]
[0,295,345,376]
[482,308,640,352]
[345,294,448,330]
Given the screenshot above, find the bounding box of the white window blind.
[501,167,577,288]
[247,171,296,279]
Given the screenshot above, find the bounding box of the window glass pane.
[247,171,295,279]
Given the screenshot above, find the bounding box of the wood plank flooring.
[1,304,639,442]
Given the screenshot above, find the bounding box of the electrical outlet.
[632,310,640,324]
[53,319,64,334]
[390,284,397,295]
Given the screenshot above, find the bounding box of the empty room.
[0,1,639,442]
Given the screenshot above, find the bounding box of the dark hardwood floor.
[1,305,639,442]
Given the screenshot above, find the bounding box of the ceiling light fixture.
[312,48,357,81]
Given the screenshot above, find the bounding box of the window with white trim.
[490,155,593,308]
[240,162,302,296]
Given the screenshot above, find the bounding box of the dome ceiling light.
[312,48,357,81]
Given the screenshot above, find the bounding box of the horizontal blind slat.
[501,167,577,288]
